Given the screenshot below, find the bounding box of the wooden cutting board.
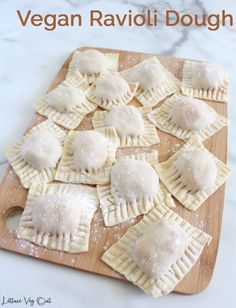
[0,47,228,295]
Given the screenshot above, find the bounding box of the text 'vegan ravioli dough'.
[169,98,214,131]
[31,194,82,235]
[73,131,109,172]
[130,62,167,91]
[131,218,189,279]
[174,150,217,193]
[17,183,99,253]
[111,159,159,203]
[148,94,227,141]
[46,86,86,113]
[105,105,145,137]
[21,130,62,170]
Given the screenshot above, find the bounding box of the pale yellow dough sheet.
[97,151,175,226]
[86,73,139,110]
[55,127,118,185]
[120,56,181,107]
[17,182,99,253]
[148,94,228,141]
[66,50,119,84]
[92,106,160,148]
[102,203,212,297]
[181,60,229,103]
[34,71,97,130]
[154,135,231,211]
[5,120,67,189]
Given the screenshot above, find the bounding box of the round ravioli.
[21,130,62,170]
[46,86,86,113]
[73,131,108,171]
[131,62,166,91]
[111,159,159,202]
[131,218,189,278]
[105,105,145,137]
[30,194,81,235]
[169,98,214,131]
[76,49,111,74]
[174,149,217,193]
[95,75,130,101]
[191,62,225,90]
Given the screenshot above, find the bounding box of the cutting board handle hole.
[5,207,23,232]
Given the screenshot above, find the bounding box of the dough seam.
[67,50,119,84]
[55,127,118,185]
[5,120,67,189]
[102,203,212,297]
[120,56,181,107]
[148,94,228,141]
[181,60,229,103]
[34,72,97,130]
[154,135,231,211]
[86,74,139,110]
[92,106,160,148]
[17,183,99,253]
[97,151,176,226]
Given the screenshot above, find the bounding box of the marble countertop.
[0,0,235,307]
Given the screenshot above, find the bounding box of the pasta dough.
[102,204,212,297]
[131,218,189,279]
[181,60,229,103]
[130,62,166,91]
[21,129,62,170]
[174,150,217,193]
[73,131,108,172]
[169,97,214,131]
[46,85,85,113]
[30,194,81,235]
[111,159,159,203]
[105,105,144,137]
[76,49,111,74]
[147,94,227,141]
[95,75,130,101]
[191,62,225,90]
[17,182,99,253]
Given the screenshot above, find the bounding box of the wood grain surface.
[0,47,228,295]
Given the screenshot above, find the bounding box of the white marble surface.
[0,0,235,307]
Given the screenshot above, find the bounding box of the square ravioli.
[97,151,175,226]
[102,204,212,298]
[181,60,229,103]
[155,135,231,211]
[92,105,160,148]
[120,56,180,107]
[86,73,139,110]
[148,94,227,141]
[66,49,119,84]
[17,182,99,253]
[5,120,67,189]
[55,127,118,185]
[34,71,97,130]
